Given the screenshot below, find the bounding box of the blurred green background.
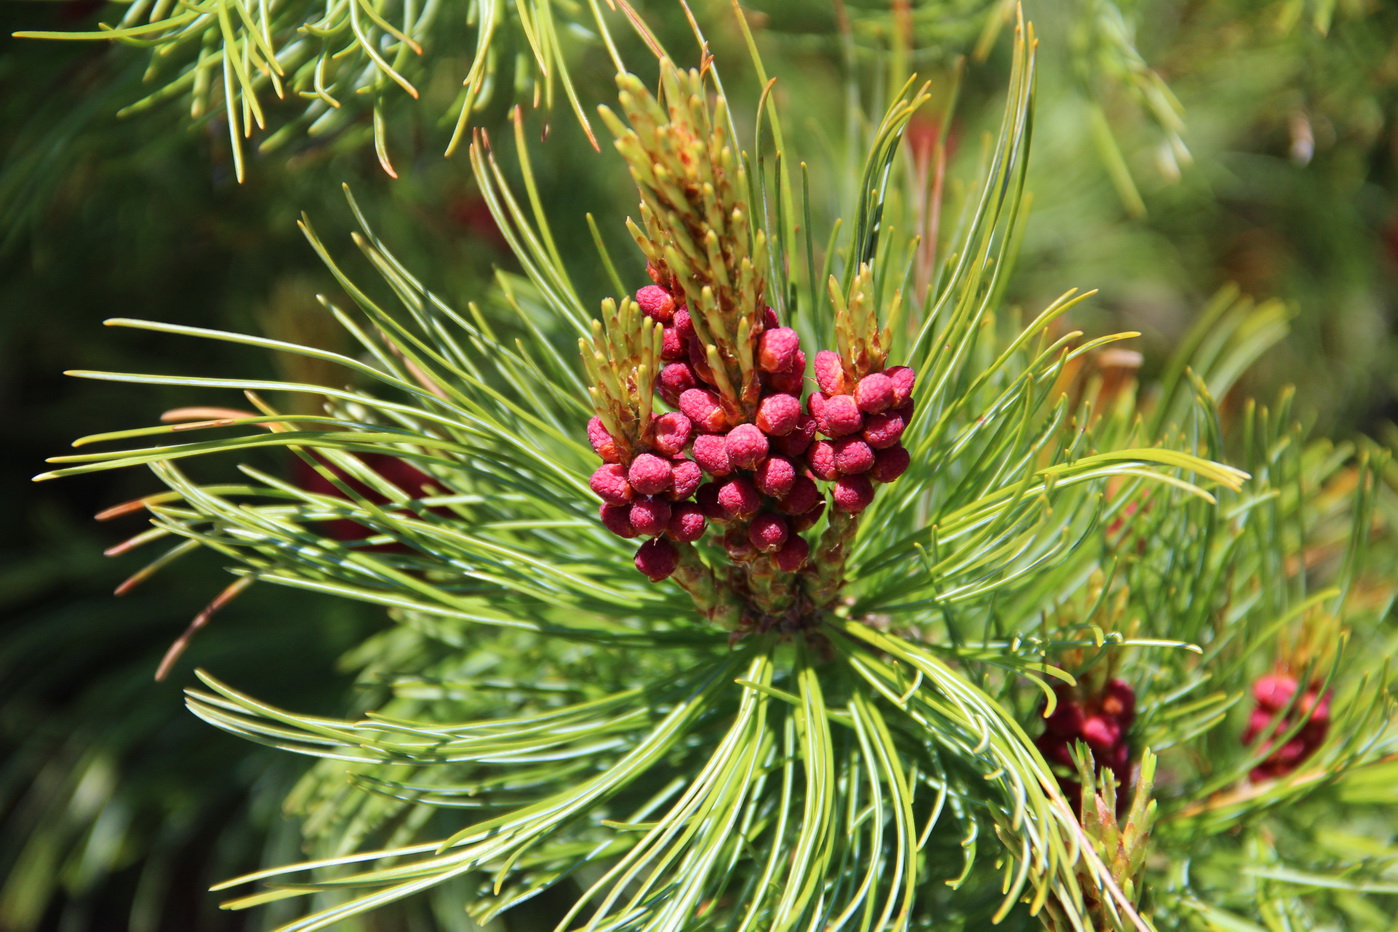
[2,0,1394,928]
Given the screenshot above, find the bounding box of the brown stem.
[672,541,741,628]
[808,508,859,609]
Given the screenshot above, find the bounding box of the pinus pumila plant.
[33,3,1398,930]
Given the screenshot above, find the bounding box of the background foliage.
[3,0,1396,929]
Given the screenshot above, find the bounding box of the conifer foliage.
[24,2,1398,930]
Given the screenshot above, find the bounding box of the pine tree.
[7,1,1398,930]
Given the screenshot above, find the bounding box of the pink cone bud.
[892,399,914,422]
[659,362,698,406]
[754,455,797,498]
[862,411,906,450]
[680,388,728,433]
[758,327,801,373]
[636,285,675,323]
[762,306,780,330]
[635,537,679,581]
[629,496,672,537]
[1253,674,1298,712]
[1080,714,1121,752]
[674,308,695,342]
[1273,738,1309,767]
[1243,707,1276,745]
[667,502,707,542]
[775,414,817,457]
[832,474,874,513]
[1100,679,1136,724]
[773,533,810,572]
[628,453,673,496]
[886,366,917,406]
[817,394,864,438]
[590,464,633,505]
[790,499,827,532]
[756,393,802,436]
[717,476,761,518]
[692,434,733,476]
[777,476,821,515]
[652,412,693,457]
[1044,699,1085,738]
[766,349,806,393]
[669,459,702,500]
[599,503,638,539]
[661,325,686,361]
[587,417,623,463]
[748,513,789,553]
[854,372,895,414]
[870,444,910,483]
[814,350,847,394]
[1109,742,1131,775]
[807,391,829,418]
[725,424,769,470]
[695,482,726,521]
[833,438,874,475]
[1299,689,1331,723]
[807,440,839,481]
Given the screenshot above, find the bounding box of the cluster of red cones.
[1035,679,1136,811]
[588,281,917,582]
[1243,673,1330,782]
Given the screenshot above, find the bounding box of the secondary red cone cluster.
[1242,673,1330,781]
[587,281,918,583]
[1035,679,1136,812]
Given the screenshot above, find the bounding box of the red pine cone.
[756,393,802,437]
[774,414,817,457]
[754,455,797,498]
[817,394,864,438]
[635,537,679,581]
[599,503,638,539]
[725,424,770,470]
[862,411,906,450]
[854,372,895,414]
[629,496,672,537]
[659,362,698,406]
[692,434,733,477]
[628,453,674,496]
[748,513,789,553]
[773,534,810,572]
[667,503,707,542]
[652,412,693,456]
[765,350,806,394]
[886,365,917,406]
[832,475,875,513]
[717,476,761,518]
[833,438,874,475]
[777,476,821,516]
[669,459,702,500]
[870,445,910,483]
[807,440,839,481]
[590,464,634,505]
[661,325,687,361]
[758,327,801,373]
[636,285,675,323]
[814,350,847,394]
[679,388,728,433]
[587,417,623,463]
